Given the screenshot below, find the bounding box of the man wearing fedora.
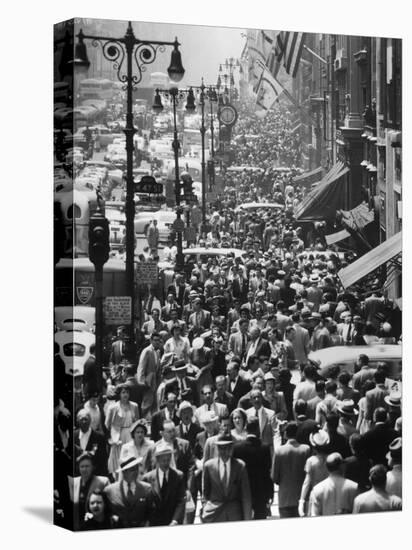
[136,332,163,420]
[164,360,197,405]
[309,452,358,516]
[201,434,252,523]
[365,368,389,422]
[143,442,186,526]
[352,464,401,513]
[336,399,359,440]
[104,455,153,528]
[385,390,402,429]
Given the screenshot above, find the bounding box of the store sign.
[136,261,159,284]
[104,296,132,325]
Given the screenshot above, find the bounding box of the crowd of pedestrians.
[54,102,402,530]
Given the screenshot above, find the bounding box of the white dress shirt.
[219,458,231,486]
[79,428,91,451]
[122,480,137,496]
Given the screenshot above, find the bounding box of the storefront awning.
[293,166,324,186]
[325,229,351,245]
[294,161,349,221]
[338,231,402,289]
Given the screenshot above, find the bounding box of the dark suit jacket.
[226,376,251,404]
[233,436,273,508]
[362,423,398,465]
[245,337,271,360]
[142,467,186,526]
[215,391,236,413]
[104,480,153,528]
[231,278,249,302]
[71,429,108,476]
[150,409,180,442]
[295,418,318,446]
[152,437,195,490]
[202,457,252,522]
[177,422,203,451]
[272,439,311,508]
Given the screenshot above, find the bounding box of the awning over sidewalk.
[338,231,402,289]
[294,161,349,221]
[325,229,351,245]
[293,166,324,186]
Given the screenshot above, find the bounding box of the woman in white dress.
[105,384,139,479]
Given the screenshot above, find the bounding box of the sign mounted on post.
[136,261,159,284]
[134,175,163,194]
[104,296,132,325]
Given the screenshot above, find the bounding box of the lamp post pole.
[73,22,184,350]
[199,82,207,230]
[171,89,185,272]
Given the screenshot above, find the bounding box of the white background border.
[1,0,409,547]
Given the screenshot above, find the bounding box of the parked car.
[55,306,95,332]
[134,210,175,242]
[54,329,95,376]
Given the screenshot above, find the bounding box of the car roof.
[308,345,402,366]
[182,247,245,258]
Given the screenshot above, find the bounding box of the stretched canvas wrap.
[54,17,402,531]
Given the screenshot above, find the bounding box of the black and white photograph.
[52,15,404,531]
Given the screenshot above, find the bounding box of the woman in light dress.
[105,384,139,479]
[119,419,155,477]
[230,408,248,441]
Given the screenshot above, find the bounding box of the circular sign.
[218,104,238,126]
[172,217,185,232]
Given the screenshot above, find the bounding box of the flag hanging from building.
[255,67,284,116]
[338,202,375,231]
[282,31,305,77]
[266,31,285,79]
[247,30,266,90]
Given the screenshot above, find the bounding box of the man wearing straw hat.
[143,442,186,526]
[201,434,252,523]
[104,456,153,528]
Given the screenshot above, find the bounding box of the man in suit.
[176,401,203,451]
[365,368,389,422]
[246,389,278,455]
[166,308,188,335]
[244,327,271,366]
[231,265,249,303]
[233,416,273,519]
[201,435,252,523]
[309,452,358,516]
[70,409,108,477]
[69,452,109,530]
[142,308,167,338]
[110,326,127,366]
[164,360,197,404]
[362,408,398,466]
[161,293,181,322]
[143,442,186,526]
[291,313,310,366]
[352,354,376,392]
[228,318,250,364]
[167,273,188,309]
[295,399,318,446]
[194,385,229,425]
[214,375,236,413]
[226,361,251,404]
[272,421,311,517]
[136,332,163,420]
[104,456,153,528]
[188,298,211,340]
[150,392,180,442]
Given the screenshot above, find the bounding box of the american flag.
[282,31,305,77]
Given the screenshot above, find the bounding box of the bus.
[79,78,115,102]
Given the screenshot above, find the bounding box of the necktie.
[161,472,168,497]
[241,334,246,357]
[222,461,228,489]
[127,483,134,500]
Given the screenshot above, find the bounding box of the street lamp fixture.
[71,21,184,351]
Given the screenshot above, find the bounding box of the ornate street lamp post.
[72,21,184,349]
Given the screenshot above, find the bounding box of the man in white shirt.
[194,385,228,425]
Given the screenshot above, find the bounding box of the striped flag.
[255,67,284,116]
[266,31,286,79]
[282,31,305,77]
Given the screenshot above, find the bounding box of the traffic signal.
[88,210,110,268]
[180,171,195,202]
